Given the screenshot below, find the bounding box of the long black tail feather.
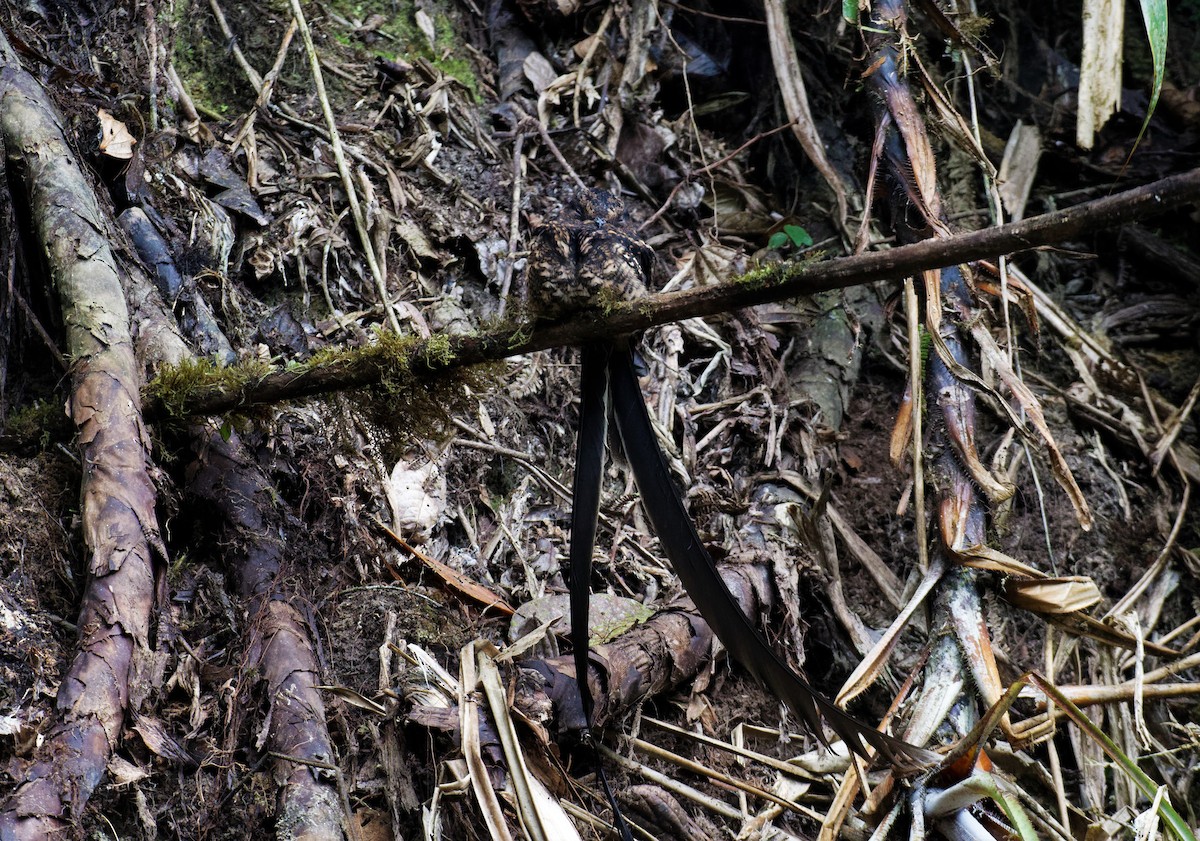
[568,343,610,726]
[607,342,936,769]
[567,343,636,840]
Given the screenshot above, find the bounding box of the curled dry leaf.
[97,108,136,159]
[1003,576,1103,614]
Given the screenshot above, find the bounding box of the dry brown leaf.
[1004,576,1103,614]
[889,383,914,466]
[97,108,136,159]
[954,543,1045,577]
[318,685,389,715]
[377,518,515,616]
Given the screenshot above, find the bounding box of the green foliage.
[735,263,781,289]
[1134,0,1169,153]
[767,224,814,252]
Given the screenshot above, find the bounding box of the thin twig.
[905,278,928,574]
[497,128,527,318]
[286,0,400,332]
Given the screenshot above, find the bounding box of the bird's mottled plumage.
[527,190,651,317]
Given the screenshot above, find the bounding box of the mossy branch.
[143,167,1200,421]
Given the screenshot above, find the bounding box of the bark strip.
[186,428,345,841]
[0,34,161,838]
[121,198,345,838]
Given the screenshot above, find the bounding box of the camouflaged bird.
[525,188,936,773]
[527,189,650,317]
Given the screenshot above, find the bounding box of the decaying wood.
[121,196,346,839]
[0,32,162,838]
[146,166,1200,420]
[415,562,795,740]
[186,428,345,841]
[0,31,344,834]
[527,564,788,732]
[3,0,1199,836]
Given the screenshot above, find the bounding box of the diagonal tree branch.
[147,167,1200,420]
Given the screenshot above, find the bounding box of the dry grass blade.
[1150,375,1200,473]
[1042,610,1179,657]
[836,555,945,706]
[285,0,398,332]
[905,277,930,575]
[967,319,1093,529]
[1028,673,1197,841]
[476,643,579,841]
[458,644,515,841]
[630,737,816,818]
[641,716,821,782]
[762,0,850,230]
[596,745,744,821]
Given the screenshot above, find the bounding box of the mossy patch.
[145,356,274,422]
[147,331,501,460]
[735,249,829,290]
[1,399,70,450]
[338,330,502,459]
[324,0,480,100]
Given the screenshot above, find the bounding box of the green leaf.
[1133,0,1168,153]
[843,0,858,24]
[768,231,789,250]
[219,421,232,442]
[783,224,813,248]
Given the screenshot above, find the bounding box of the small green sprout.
[767,224,814,251]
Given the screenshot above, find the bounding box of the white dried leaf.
[414,9,437,51]
[387,458,446,540]
[107,755,149,786]
[523,52,557,94]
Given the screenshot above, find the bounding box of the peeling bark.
[0,33,344,837]
[185,428,345,841]
[0,33,161,838]
[523,563,781,733]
